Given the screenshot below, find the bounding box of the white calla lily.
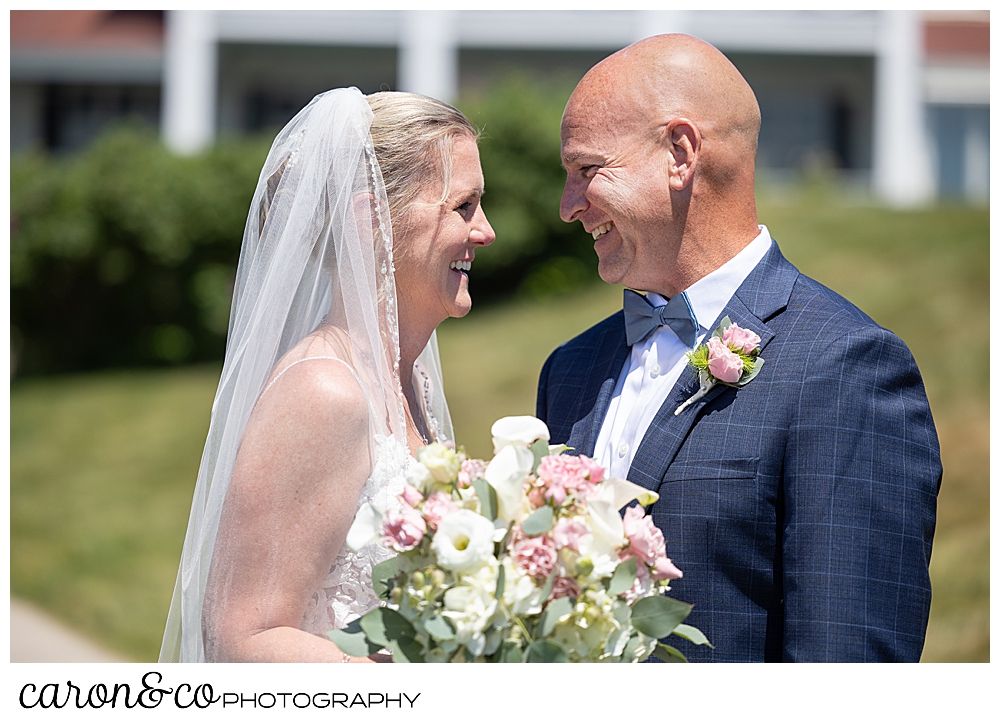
[490,415,550,454]
[586,498,627,550]
[484,443,534,522]
[592,476,660,510]
[345,502,383,551]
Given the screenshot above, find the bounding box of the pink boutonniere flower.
[675,317,765,416]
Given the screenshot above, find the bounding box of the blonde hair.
[365,91,477,235]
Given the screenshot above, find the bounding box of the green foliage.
[458,77,598,302]
[11,123,272,375]
[520,505,554,536]
[524,640,569,663]
[608,557,638,596]
[629,595,693,638]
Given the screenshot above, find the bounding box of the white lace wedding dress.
[299,434,411,636]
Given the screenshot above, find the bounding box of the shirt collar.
[647,225,772,333]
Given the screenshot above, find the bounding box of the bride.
[159,88,494,662]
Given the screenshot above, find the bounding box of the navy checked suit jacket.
[536,243,941,662]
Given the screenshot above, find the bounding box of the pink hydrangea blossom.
[422,491,459,530]
[552,517,590,552]
[458,458,487,488]
[383,505,426,551]
[707,336,743,383]
[513,535,558,579]
[400,484,423,508]
[551,576,581,600]
[536,455,603,504]
[622,505,665,565]
[722,323,761,354]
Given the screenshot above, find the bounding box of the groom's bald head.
[567,34,760,190]
[559,35,762,295]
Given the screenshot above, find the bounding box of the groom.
[536,35,942,662]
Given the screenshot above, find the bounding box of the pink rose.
[383,505,426,551]
[422,491,459,530]
[400,484,423,508]
[707,336,743,383]
[527,487,547,508]
[551,576,581,600]
[552,517,590,552]
[722,323,761,354]
[513,535,558,579]
[622,505,665,565]
[652,555,683,581]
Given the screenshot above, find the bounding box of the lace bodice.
[300,433,412,636]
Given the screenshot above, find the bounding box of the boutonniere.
[674,317,765,416]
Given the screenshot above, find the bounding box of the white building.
[10,9,990,205]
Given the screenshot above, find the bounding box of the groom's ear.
[661,118,700,192]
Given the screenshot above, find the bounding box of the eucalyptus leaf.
[620,633,643,663]
[537,595,574,637]
[521,505,554,536]
[359,607,416,649]
[612,600,632,625]
[391,635,425,663]
[424,615,456,641]
[472,477,498,521]
[538,571,556,602]
[530,438,549,472]
[630,595,693,638]
[525,640,569,663]
[371,556,399,601]
[495,563,506,600]
[498,642,524,663]
[653,643,689,663]
[608,557,637,596]
[328,618,382,658]
[672,623,714,648]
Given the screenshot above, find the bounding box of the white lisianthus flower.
[432,509,497,573]
[501,559,544,616]
[490,416,550,454]
[484,443,533,522]
[345,502,383,552]
[442,562,499,657]
[418,443,461,483]
[405,461,434,492]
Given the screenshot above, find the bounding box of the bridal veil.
[159,88,452,662]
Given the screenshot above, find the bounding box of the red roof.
[10,10,163,50]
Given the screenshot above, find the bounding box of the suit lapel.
[567,312,629,457]
[626,242,799,493]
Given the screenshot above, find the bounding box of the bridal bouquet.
[330,416,710,663]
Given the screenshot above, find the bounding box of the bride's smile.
[394,134,495,327]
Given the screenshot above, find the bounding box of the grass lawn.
[10,196,988,662]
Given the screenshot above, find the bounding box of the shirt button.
[650,364,661,378]
[618,443,629,458]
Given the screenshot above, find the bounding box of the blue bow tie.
[623,288,699,348]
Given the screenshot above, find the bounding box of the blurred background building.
[11,9,989,205]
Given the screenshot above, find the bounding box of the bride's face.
[395,134,495,325]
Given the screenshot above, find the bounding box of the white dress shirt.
[594,226,774,479]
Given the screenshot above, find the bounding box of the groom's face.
[560,86,673,290]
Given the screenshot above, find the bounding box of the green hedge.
[11,125,270,374]
[11,80,594,375]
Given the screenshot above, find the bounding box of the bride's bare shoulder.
[256,326,371,428]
